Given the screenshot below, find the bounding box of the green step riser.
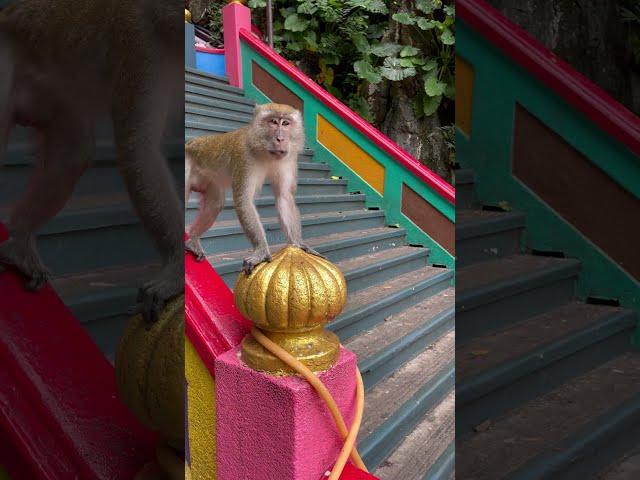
[201,215,385,254]
[457,278,577,342]
[330,272,453,341]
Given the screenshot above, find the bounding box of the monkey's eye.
[270,119,278,125]
[282,120,290,126]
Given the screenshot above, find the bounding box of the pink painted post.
[222,2,251,88]
[216,347,361,480]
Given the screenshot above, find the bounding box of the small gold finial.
[185,9,192,23]
[228,0,247,4]
[235,246,346,374]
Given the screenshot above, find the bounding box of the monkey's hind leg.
[185,182,224,262]
[0,112,92,290]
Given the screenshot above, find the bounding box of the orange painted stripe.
[317,115,385,195]
[456,56,475,136]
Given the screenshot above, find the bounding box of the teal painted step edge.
[239,40,455,271]
[457,21,640,346]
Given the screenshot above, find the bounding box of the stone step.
[185,67,243,95]
[201,209,383,254]
[51,262,160,360]
[373,390,455,480]
[1,142,184,204]
[456,209,525,267]
[456,255,581,341]
[358,331,455,470]
[186,83,255,107]
[207,226,408,286]
[346,287,454,388]
[457,353,640,480]
[330,267,454,341]
[215,244,428,295]
[0,194,156,277]
[185,93,255,117]
[188,193,363,225]
[185,105,252,130]
[456,302,638,433]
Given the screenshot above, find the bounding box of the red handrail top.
[239,29,456,205]
[458,0,640,158]
[0,223,156,479]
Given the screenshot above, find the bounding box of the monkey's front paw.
[0,236,51,291]
[242,251,272,275]
[298,243,326,259]
[135,260,183,327]
[185,238,206,262]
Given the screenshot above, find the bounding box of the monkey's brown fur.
[185,103,322,273]
[0,1,183,322]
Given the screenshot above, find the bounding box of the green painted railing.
[238,31,455,269]
[457,0,640,346]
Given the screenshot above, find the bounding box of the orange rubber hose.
[250,328,368,474]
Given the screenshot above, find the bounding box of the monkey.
[184,103,323,274]
[0,1,184,322]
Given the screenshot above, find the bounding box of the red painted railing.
[238,28,456,205]
[184,236,251,378]
[458,0,640,157]
[0,224,156,479]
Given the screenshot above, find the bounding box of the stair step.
[215,244,428,294]
[1,143,184,204]
[346,287,454,388]
[208,226,407,285]
[374,391,455,480]
[456,209,525,266]
[330,267,453,341]
[185,105,252,129]
[185,67,243,95]
[51,262,160,359]
[186,84,255,106]
[186,94,255,117]
[358,331,455,470]
[456,255,581,340]
[0,195,157,276]
[187,193,364,224]
[202,209,383,254]
[599,445,640,480]
[457,353,640,480]
[456,302,637,432]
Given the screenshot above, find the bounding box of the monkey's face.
[253,104,304,160]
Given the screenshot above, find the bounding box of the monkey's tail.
[0,37,13,165]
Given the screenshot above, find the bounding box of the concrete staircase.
[455,167,640,479]
[185,67,455,479]
[0,120,182,362]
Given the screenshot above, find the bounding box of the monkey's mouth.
[268,149,288,158]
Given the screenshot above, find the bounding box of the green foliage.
[249,0,455,121]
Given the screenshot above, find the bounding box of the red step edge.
[238,28,455,205]
[0,223,157,479]
[458,0,640,157]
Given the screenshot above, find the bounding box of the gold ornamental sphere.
[235,246,347,374]
[184,9,192,23]
[115,295,185,450]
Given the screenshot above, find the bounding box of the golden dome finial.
[235,246,346,374]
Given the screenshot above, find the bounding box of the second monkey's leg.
[0,112,92,289]
[185,182,224,261]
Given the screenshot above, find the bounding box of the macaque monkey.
[0,1,183,322]
[185,103,323,274]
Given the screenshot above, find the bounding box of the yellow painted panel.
[185,338,217,480]
[456,56,475,136]
[317,115,385,195]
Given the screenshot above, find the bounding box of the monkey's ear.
[292,108,303,123]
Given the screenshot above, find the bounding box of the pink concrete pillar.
[216,346,360,480]
[222,2,251,88]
